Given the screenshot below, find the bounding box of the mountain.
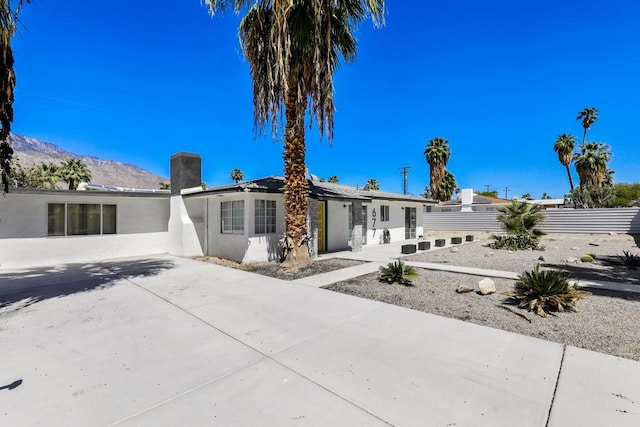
[9,134,169,189]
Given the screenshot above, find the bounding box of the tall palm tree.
[205,1,385,267]
[574,142,611,188]
[576,107,598,145]
[364,178,379,190]
[0,0,28,192]
[424,137,451,201]
[553,133,576,191]
[438,170,457,201]
[59,158,92,190]
[230,168,244,183]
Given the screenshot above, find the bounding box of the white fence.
[423,208,640,234]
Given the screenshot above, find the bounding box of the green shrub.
[379,260,418,286]
[504,265,590,317]
[620,250,640,267]
[580,254,594,263]
[489,234,544,251]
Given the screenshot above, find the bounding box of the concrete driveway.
[1,255,638,426]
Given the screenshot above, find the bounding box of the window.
[221,200,244,234]
[381,205,390,222]
[255,200,276,234]
[47,203,117,236]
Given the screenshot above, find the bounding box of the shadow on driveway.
[0,258,175,312]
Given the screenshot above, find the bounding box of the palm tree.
[496,200,546,237]
[34,162,60,189]
[0,1,28,192]
[59,158,92,190]
[424,137,451,201]
[574,142,611,188]
[576,107,598,145]
[205,1,385,267]
[521,193,533,200]
[364,178,379,190]
[438,170,457,201]
[553,133,576,191]
[230,168,244,183]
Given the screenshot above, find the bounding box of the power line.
[399,166,411,195]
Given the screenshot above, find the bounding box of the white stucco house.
[0,152,434,269]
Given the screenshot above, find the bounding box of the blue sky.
[11,0,640,198]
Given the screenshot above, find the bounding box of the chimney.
[170,152,201,195]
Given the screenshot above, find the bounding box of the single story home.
[0,152,434,269]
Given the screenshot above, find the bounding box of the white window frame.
[381,205,390,222]
[221,200,245,235]
[254,199,276,234]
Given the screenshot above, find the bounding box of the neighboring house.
[431,192,512,212]
[0,153,434,268]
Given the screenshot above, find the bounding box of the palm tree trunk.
[565,165,574,191]
[281,83,310,267]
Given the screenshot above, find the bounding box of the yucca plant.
[379,260,417,286]
[504,265,590,317]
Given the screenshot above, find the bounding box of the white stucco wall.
[362,200,424,245]
[0,191,170,269]
[203,193,285,263]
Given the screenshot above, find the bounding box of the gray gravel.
[328,233,640,361]
[407,233,640,284]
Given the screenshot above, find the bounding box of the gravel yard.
[194,256,365,280]
[329,233,640,361]
[407,233,640,284]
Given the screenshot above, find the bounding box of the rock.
[571,246,580,250]
[450,247,460,253]
[538,256,545,261]
[565,257,578,264]
[552,246,559,250]
[507,250,514,254]
[485,252,495,257]
[589,242,599,246]
[609,232,617,235]
[455,285,474,293]
[478,278,496,295]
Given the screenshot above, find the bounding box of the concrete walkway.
[1,255,639,426]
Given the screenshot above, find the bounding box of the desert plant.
[504,265,590,317]
[490,235,544,251]
[379,260,417,286]
[619,251,640,268]
[492,200,546,250]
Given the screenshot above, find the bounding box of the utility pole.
[485,184,492,192]
[399,166,411,195]
[504,186,510,199]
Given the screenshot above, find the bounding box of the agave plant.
[504,265,590,317]
[619,251,640,268]
[379,260,417,286]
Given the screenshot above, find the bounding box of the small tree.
[521,193,533,200]
[230,168,244,183]
[364,178,380,190]
[159,182,170,190]
[328,175,339,183]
